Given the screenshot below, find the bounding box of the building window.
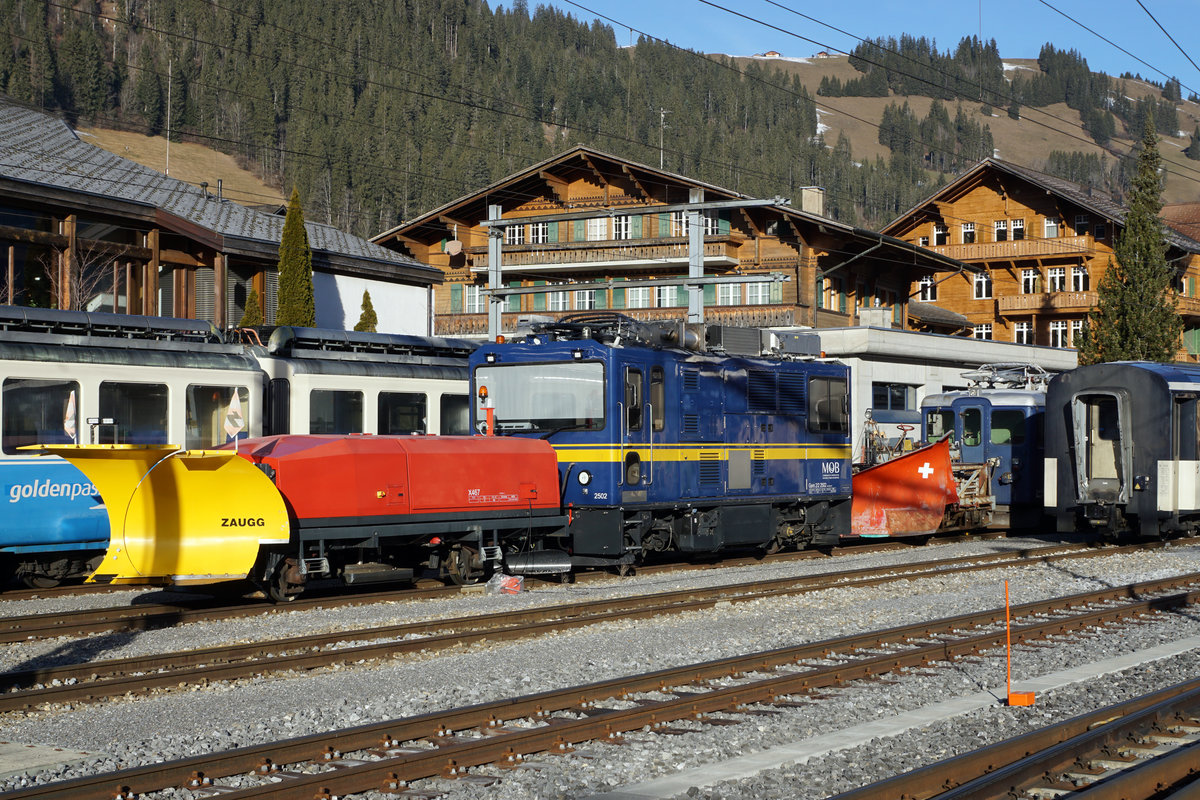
[747,282,771,305]
[547,284,570,312]
[918,236,929,246]
[1049,320,1068,348]
[1013,321,1033,345]
[1012,219,1025,240]
[655,285,677,307]
[1044,217,1059,238]
[1048,267,1066,292]
[1074,214,1089,236]
[961,222,976,244]
[464,285,486,314]
[973,323,993,340]
[1094,223,1106,239]
[575,289,596,310]
[504,224,525,245]
[1072,266,1089,292]
[717,283,740,305]
[1071,319,1084,347]
[872,382,916,413]
[529,221,549,244]
[918,276,936,301]
[627,286,652,308]
[670,211,687,237]
[613,215,631,240]
[1021,269,1040,294]
[703,210,719,236]
[855,281,869,309]
[994,220,1007,242]
[974,270,993,299]
[933,224,948,245]
[822,276,846,313]
[586,217,606,241]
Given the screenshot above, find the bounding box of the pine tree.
[238,288,264,327]
[354,289,378,332]
[1185,126,1200,161]
[275,187,316,327]
[1077,118,1182,364]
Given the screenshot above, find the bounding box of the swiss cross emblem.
[918,462,934,479]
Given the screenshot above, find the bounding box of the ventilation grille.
[779,373,807,414]
[699,451,721,485]
[753,449,766,475]
[748,371,776,412]
[682,415,700,434]
[682,369,699,391]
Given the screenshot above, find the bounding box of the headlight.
[577,470,592,486]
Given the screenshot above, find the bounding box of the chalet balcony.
[434,304,797,338]
[998,291,1097,314]
[466,236,740,274]
[928,234,1092,263]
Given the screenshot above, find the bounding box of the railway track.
[833,678,1200,800]
[0,541,1177,713]
[4,571,1200,800]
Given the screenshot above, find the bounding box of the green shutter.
[595,288,607,309]
[533,280,546,311]
[770,280,782,303]
[507,280,520,312]
[440,238,447,253]
[612,277,625,309]
[893,303,902,324]
[658,213,670,237]
[631,215,643,238]
[816,278,825,309]
[1189,276,1195,297]
[573,220,585,241]
[838,288,847,314]
[450,283,462,313]
[719,211,730,235]
[703,283,716,305]
[548,222,559,243]
[676,285,688,307]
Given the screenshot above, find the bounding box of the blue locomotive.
[469,314,853,573]
[1045,361,1200,539]
[920,363,1049,529]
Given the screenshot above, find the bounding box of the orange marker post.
[1005,579,1036,707]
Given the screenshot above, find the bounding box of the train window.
[961,408,982,447]
[309,390,363,434]
[475,362,605,432]
[1173,395,1198,461]
[379,392,427,435]
[808,376,848,433]
[268,378,290,435]
[990,409,1025,445]
[625,368,643,432]
[439,394,470,435]
[99,382,168,444]
[926,409,954,440]
[650,368,665,432]
[2,378,81,454]
[186,385,250,449]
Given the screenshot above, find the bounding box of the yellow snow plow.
[30,445,289,586]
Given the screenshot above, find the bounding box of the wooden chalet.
[883,158,1200,359]
[372,145,973,338]
[0,100,439,333]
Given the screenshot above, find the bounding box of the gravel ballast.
[0,536,1197,799]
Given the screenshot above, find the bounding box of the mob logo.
[820,461,842,476]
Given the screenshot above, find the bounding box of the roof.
[885,157,1200,255]
[375,144,976,275]
[0,100,440,284]
[908,300,968,328]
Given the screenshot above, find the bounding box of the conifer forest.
[2,0,1186,237]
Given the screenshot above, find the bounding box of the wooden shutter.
[449,283,462,313]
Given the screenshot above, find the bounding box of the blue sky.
[536,0,1200,97]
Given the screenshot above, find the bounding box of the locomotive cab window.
[990,409,1025,445]
[926,409,954,441]
[1173,394,1198,461]
[650,367,665,432]
[379,392,426,435]
[440,394,470,435]
[2,378,81,454]
[474,361,605,433]
[808,376,848,433]
[309,389,363,434]
[961,408,982,447]
[625,367,643,432]
[99,381,168,444]
[186,385,250,448]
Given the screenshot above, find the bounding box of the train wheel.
[21,573,60,590]
[445,545,485,586]
[267,558,302,603]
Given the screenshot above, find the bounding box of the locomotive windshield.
[475,362,606,432]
